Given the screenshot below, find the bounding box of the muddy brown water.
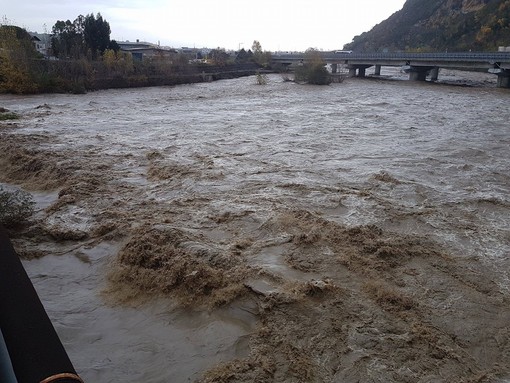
[1,72,509,382]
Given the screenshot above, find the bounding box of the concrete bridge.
[271,51,510,88]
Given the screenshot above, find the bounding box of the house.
[28,32,51,57]
[117,40,177,61]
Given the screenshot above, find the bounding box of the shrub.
[0,186,35,227]
[293,48,332,85]
[0,112,19,120]
[294,63,332,85]
[256,71,268,85]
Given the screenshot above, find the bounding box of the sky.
[2,0,407,52]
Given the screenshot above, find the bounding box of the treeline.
[0,14,271,94]
[50,13,118,60]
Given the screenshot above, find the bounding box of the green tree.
[84,13,111,59]
[294,48,331,85]
[51,13,112,60]
[235,48,253,63]
[51,17,85,59]
[208,48,230,66]
[108,39,120,52]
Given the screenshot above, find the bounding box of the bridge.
[271,52,510,88]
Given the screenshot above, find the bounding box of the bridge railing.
[273,52,510,63]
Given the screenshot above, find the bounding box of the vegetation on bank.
[0,14,272,94]
[1,10,338,93]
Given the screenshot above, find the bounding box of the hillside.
[344,0,510,52]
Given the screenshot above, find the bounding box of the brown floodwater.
[1,72,509,382]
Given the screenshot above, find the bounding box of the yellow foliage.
[103,49,116,69]
[0,26,38,93]
[101,49,134,75]
[0,59,38,94]
[480,25,492,35]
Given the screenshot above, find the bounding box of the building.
[117,40,177,61]
[28,32,51,57]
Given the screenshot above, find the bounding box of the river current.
[1,72,509,382]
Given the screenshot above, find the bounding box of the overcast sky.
[3,0,406,51]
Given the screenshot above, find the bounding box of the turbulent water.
[1,72,509,382]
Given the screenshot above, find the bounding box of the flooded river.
[1,73,509,382]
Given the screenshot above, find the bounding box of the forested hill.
[344,0,510,52]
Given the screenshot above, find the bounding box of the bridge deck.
[274,52,510,67]
[271,52,510,86]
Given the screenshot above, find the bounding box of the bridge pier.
[404,65,435,82]
[489,68,510,88]
[430,67,439,81]
[331,63,338,73]
[374,65,381,76]
[409,70,427,81]
[498,74,510,88]
[348,65,372,78]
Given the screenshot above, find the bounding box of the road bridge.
[271,52,510,88]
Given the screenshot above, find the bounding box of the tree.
[251,40,271,67]
[0,25,39,93]
[51,17,85,59]
[84,13,111,59]
[252,40,262,54]
[235,48,253,63]
[51,13,112,60]
[208,48,230,66]
[108,39,120,52]
[294,48,331,85]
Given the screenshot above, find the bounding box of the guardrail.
[273,51,510,63]
[0,226,83,383]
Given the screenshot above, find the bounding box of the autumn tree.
[251,40,271,67]
[102,49,134,76]
[0,25,39,93]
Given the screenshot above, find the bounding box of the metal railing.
[273,51,510,63]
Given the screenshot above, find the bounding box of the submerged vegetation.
[293,48,332,85]
[255,71,268,85]
[0,186,35,228]
[0,108,19,120]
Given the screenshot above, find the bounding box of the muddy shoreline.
[1,76,509,382]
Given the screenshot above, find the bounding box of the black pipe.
[0,226,83,383]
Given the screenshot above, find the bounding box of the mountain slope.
[344,0,510,52]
